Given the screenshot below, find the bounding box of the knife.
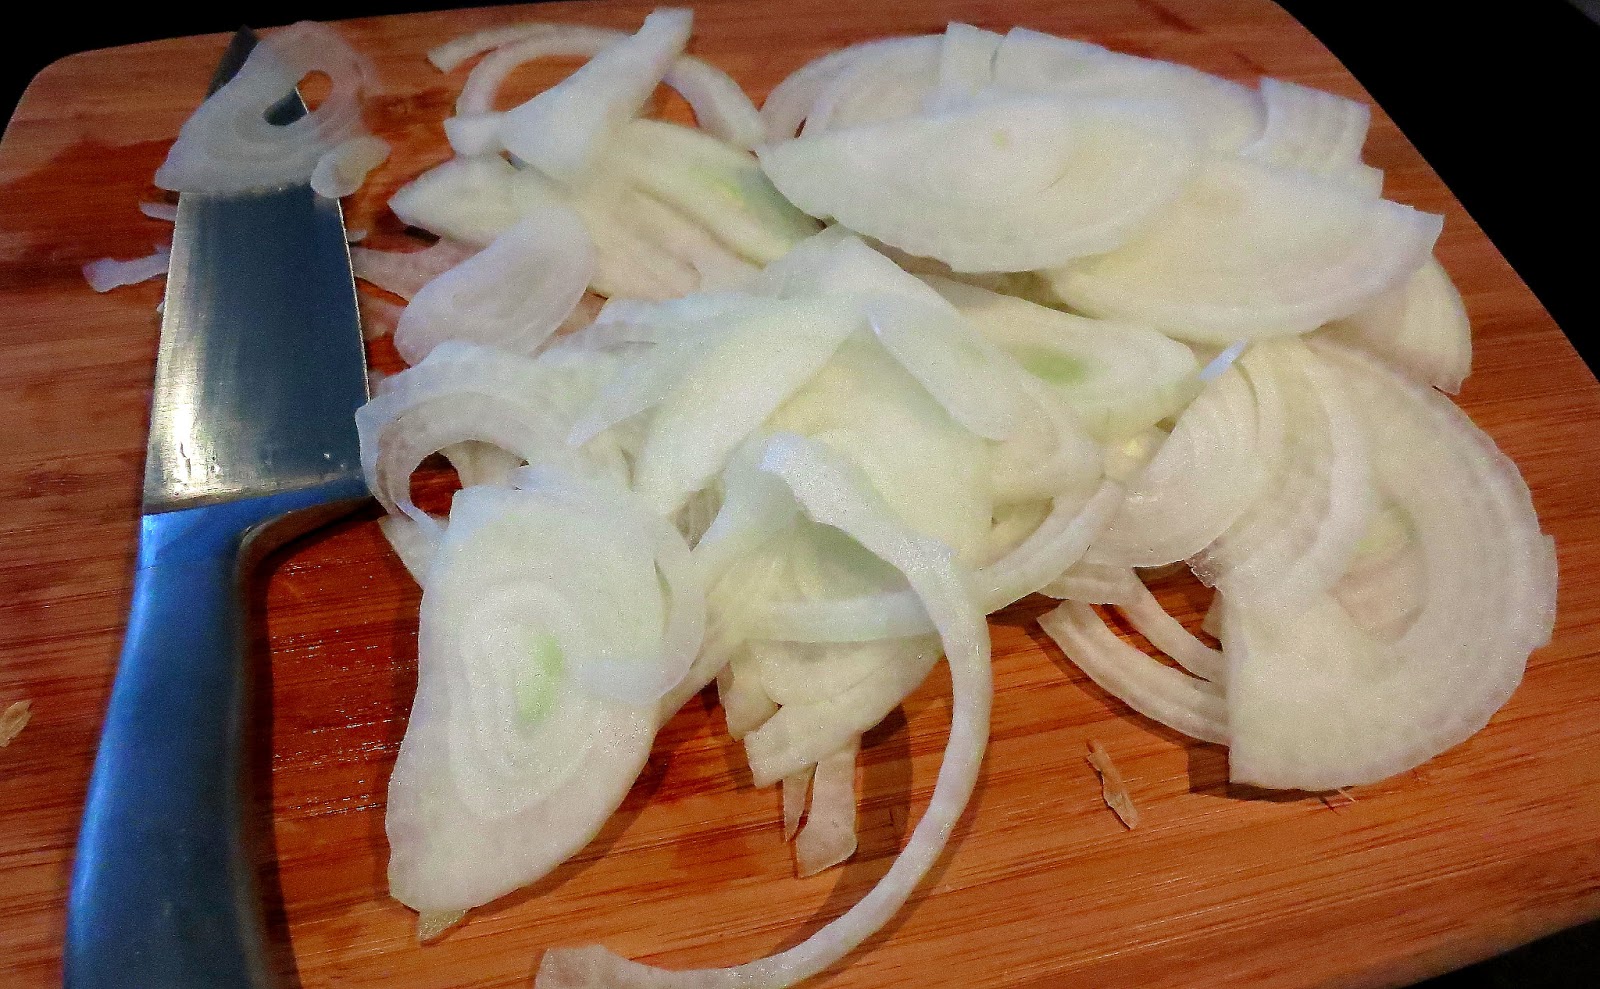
[64,28,370,988]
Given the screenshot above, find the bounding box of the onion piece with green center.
[386,478,700,914]
[926,274,1200,443]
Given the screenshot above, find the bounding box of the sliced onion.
[765,335,994,562]
[863,294,1030,442]
[927,274,1200,443]
[1088,365,1264,568]
[1115,581,1224,682]
[781,763,813,840]
[761,95,1198,273]
[83,246,170,292]
[378,514,436,583]
[386,483,671,913]
[1220,341,1557,790]
[388,155,524,246]
[358,293,404,340]
[1038,560,1142,605]
[1038,601,1228,743]
[989,375,1105,504]
[312,134,391,199]
[743,636,939,785]
[565,294,754,446]
[1331,537,1425,642]
[499,10,693,187]
[1241,78,1372,186]
[440,23,764,148]
[533,432,992,989]
[992,27,1263,153]
[442,112,504,156]
[394,202,596,363]
[924,23,1003,112]
[612,120,820,264]
[510,465,706,704]
[753,480,1122,642]
[458,29,618,115]
[1191,340,1374,605]
[355,343,623,536]
[351,238,480,299]
[794,737,860,876]
[156,22,373,194]
[1322,256,1471,394]
[442,441,524,487]
[801,37,941,134]
[1047,156,1443,342]
[718,657,779,739]
[138,201,178,222]
[760,36,939,141]
[628,298,861,515]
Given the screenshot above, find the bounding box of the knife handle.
[65,479,367,989]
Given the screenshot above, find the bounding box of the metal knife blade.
[144,30,368,512]
[66,28,372,989]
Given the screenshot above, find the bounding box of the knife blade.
[65,28,370,989]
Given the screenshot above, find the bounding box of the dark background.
[2,2,1595,986]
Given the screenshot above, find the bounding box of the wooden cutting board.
[4,1,1600,986]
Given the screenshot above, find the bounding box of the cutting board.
[4,1,1600,986]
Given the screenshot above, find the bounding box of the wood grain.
[4,2,1600,987]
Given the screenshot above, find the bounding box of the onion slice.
[753,480,1122,643]
[992,27,1263,153]
[351,238,480,300]
[794,737,860,876]
[440,23,764,148]
[311,134,391,199]
[534,432,992,989]
[1115,581,1224,682]
[761,95,1198,273]
[1088,366,1263,568]
[1241,77,1372,185]
[1039,601,1228,744]
[1190,340,1373,606]
[156,22,373,194]
[83,246,170,293]
[386,483,680,912]
[1222,342,1557,790]
[1047,155,1443,342]
[760,36,939,141]
[394,203,596,363]
[499,9,693,187]
[1322,256,1471,394]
